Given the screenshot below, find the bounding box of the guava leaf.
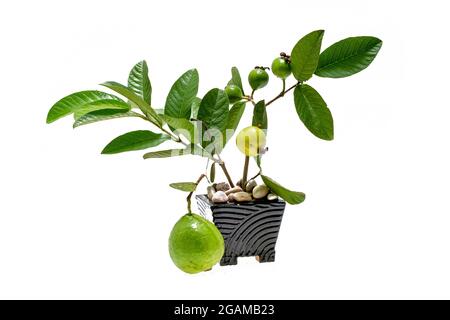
[228,66,244,94]
[224,101,246,145]
[252,100,267,130]
[261,175,305,205]
[128,60,152,104]
[102,130,170,154]
[143,144,213,160]
[46,91,128,123]
[160,115,196,142]
[210,162,216,183]
[164,69,199,120]
[197,88,230,151]
[169,182,198,192]
[315,36,382,78]
[291,30,324,81]
[197,88,229,131]
[294,84,333,140]
[101,81,162,127]
[73,109,143,128]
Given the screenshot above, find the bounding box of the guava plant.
[47,30,382,273]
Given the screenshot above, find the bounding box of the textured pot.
[196,195,286,266]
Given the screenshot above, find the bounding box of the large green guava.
[169,213,224,274]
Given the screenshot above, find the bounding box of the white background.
[0,0,449,299]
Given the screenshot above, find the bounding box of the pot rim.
[195,194,286,206]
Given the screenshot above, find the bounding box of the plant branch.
[242,155,250,188]
[265,81,300,107]
[139,112,186,144]
[204,158,211,184]
[187,174,207,214]
[151,112,234,188]
[215,153,234,187]
[249,170,261,181]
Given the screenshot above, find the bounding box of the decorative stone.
[225,186,243,195]
[252,185,269,199]
[245,179,257,192]
[214,182,230,192]
[207,185,216,201]
[233,192,253,202]
[236,179,243,188]
[267,193,278,201]
[228,193,236,202]
[212,191,228,203]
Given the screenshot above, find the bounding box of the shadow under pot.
[195,195,286,266]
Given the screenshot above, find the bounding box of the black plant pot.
[196,195,286,266]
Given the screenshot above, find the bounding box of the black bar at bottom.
[0,300,448,319]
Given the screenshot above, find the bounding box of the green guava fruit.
[169,213,224,274]
[271,57,292,79]
[225,84,243,104]
[236,125,267,157]
[248,67,269,90]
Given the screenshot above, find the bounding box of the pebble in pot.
[212,191,228,203]
[225,186,242,195]
[267,193,278,201]
[214,182,230,192]
[207,185,216,201]
[234,192,253,202]
[252,185,269,199]
[228,193,236,202]
[245,179,257,192]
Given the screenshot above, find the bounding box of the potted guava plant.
[47,30,382,274]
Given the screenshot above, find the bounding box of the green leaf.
[224,101,246,145]
[228,67,244,94]
[190,97,201,119]
[46,91,127,123]
[227,102,246,132]
[261,175,305,205]
[294,84,333,140]
[143,144,210,159]
[197,89,230,151]
[73,99,131,120]
[197,88,229,132]
[252,100,267,130]
[291,30,325,81]
[315,36,382,78]
[169,182,198,192]
[255,155,262,168]
[73,109,143,128]
[164,69,199,120]
[101,81,162,127]
[160,115,196,142]
[102,130,170,154]
[128,60,152,104]
[142,148,190,159]
[187,144,214,159]
[210,163,216,183]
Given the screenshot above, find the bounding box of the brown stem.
[265,81,300,107]
[249,170,261,181]
[242,155,250,188]
[219,162,235,188]
[187,174,207,213]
